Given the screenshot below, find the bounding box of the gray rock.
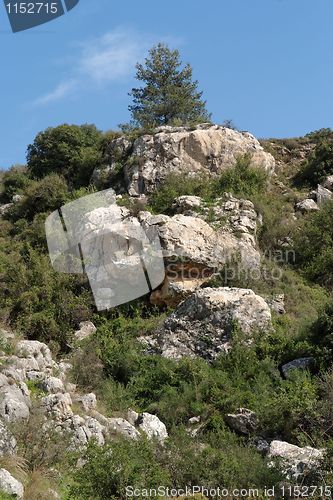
[127,409,139,426]
[316,184,333,205]
[107,418,140,440]
[268,440,324,480]
[0,204,13,216]
[281,358,314,379]
[42,393,73,421]
[12,194,23,204]
[265,294,286,315]
[75,393,97,412]
[225,408,259,435]
[188,416,201,425]
[136,413,168,443]
[322,175,333,191]
[102,125,275,196]
[16,340,53,372]
[41,376,65,394]
[74,322,97,341]
[64,415,105,448]
[0,468,24,498]
[0,383,30,423]
[0,420,16,456]
[295,199,320,213]
[140,287,272,361]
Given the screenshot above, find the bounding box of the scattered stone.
[295,199,320,213]
[265,294,286,315]
[107,418,140,440]
[74,322,97,341]
[188,416,201,425]
[225,408,259,435]
[281,358,314,379]
[136,413,168,443]
[0,468,24,499]
[268,440,324,480]
[322,175,333,191]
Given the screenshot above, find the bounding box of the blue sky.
[1,0,333,168]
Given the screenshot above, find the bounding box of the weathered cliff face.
[98,124,275,196]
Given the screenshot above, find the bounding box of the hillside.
[0,123,333,499]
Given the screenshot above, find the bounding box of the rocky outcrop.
[225,408,259,435]
[139,198,261,306]
[139,287,272,361]
[0,338,170,456]
[268,440,324,480]
[0,469,24,499]
[100,124,275,196]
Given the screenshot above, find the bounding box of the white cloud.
[32,28,162,107]
[33,79,78,106]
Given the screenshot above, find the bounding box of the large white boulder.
[101,124,275,196]
[269,440,324,480]
[140,287,272,361]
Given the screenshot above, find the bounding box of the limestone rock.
[295,199,320,213]
[107,418,140,440]
[0,204,13,216]
[136,413,168,443]
[0,469,24,499]
[225,408,258,435]
[139,210,261,306]
[281,358,314,379]
[74,322,97,342]
[140,287,272,361]
[322,175,333,191]
[42,393,73,421]
[0,420,16,456]
[16,340,53,373]
[75,393,97,412]
[102,125,275,196]
[41,376,65,394]
[268,440,324,480]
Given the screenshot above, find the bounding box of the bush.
[0,165,30,203]
[68,439,171,500]
[295,130,333,187]
[9,173,69,221]
[148,154,268,214]
[293,200,333,289]
[27,124,103,188]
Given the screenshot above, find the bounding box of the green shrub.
[0,165,31,202]
[148,154,268,214]
[68,439,171,500]
[9,173,69,221]
[27,124,103,188]
[293,200,333,289]
[295,131,333,187]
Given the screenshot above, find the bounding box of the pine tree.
[128,44,211,128]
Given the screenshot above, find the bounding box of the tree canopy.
[128,43,211,128]
[27,124,103,188]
